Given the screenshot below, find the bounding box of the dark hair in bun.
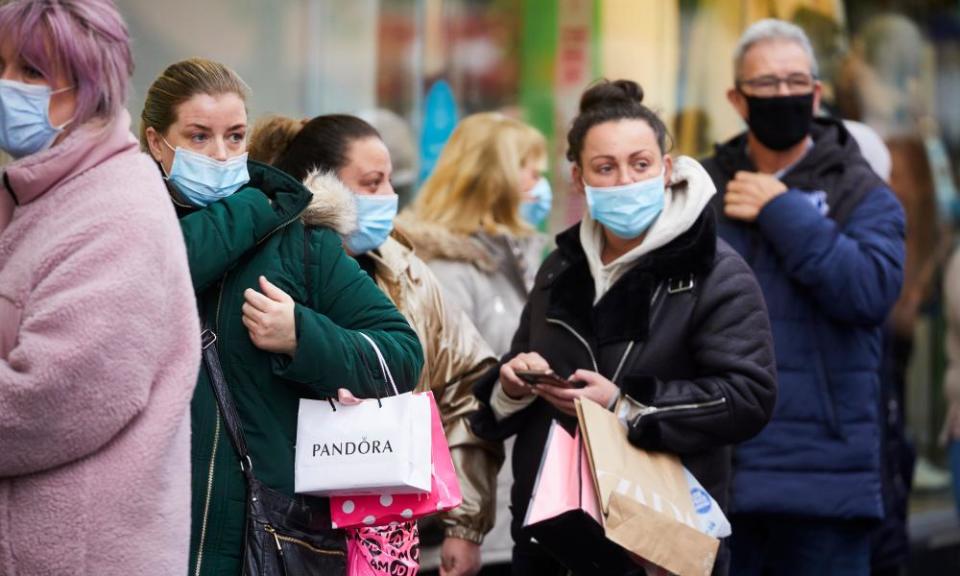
[566,79,670,164]
[271,114,381,182]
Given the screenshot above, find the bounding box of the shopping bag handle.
[357,331,399,396]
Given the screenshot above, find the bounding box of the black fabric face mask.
[743,92,815,151]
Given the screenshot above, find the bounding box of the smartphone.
[514,369,581,389]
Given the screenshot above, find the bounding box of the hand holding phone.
[514,369,581,389]
[531,369,619,417]
[501,352,554,399]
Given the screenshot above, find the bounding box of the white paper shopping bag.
[294,333,432,496]
[295,393,431,496]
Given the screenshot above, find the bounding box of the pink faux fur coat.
[0,111,200,575]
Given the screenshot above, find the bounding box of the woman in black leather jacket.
[470,79,777,576]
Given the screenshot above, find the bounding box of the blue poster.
[419,80,459,184]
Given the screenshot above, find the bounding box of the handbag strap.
[201,320,254,476]
[357,331,399,396]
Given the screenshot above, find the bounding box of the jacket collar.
[2,110,138,207]
[368,230,421,285]
[547,208,716,346]
[578,156,716,303]
[710,116,882,224]
[393,212,499,272]
[300,170,358,234]
[173,160,314,222]
[297,171,421,285]
[712,117,859,179]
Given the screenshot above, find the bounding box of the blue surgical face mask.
[0,80,73,159]
[162,138,250,207]
[345,194,399,254]
[584,167,665,239]
[521,177,552,227]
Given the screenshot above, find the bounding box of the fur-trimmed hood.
[393,212,498,272]
[300,169,358,236]
[298,170,531,277]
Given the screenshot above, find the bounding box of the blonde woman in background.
[398,112,549,571]
[400,112,548,356]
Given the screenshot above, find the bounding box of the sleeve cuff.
[269,304,336,389]
[490,381,536,421]
[615,394,649,427]
[606,390,621,410]
[269,305,312,382]
[444,525,485,545]
[756,190,826,246]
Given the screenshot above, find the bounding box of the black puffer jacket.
[471,207,777,573]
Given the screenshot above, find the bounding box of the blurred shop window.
[377,0,521,121]
[377,0,419,122]
[376,0,522,193]
[122,0,321,132]
[793,7,848,113]
[600,0,680,140]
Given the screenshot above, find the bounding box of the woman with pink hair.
[0,1,200,574]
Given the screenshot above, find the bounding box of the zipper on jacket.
[633,397,727,420]
[611,341,635,384]
[193,409,221,576]
[195,279,229,576]
[545,318,599,372]
[546,281,668,381]
[192,205,300,574]
[214,278,226,334]
[255,212,305,248]
[610,282,666,385]
[264,525,345,557]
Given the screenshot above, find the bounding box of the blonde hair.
[248,114,307,166]
[139,58,249,150]
[411,112,546,236]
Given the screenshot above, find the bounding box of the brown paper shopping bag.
[576,398,719,576]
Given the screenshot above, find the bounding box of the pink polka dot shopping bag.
[330,390,463,529]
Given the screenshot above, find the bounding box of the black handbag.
[201,325,347,576]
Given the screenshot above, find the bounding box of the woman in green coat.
[139,58,424,576]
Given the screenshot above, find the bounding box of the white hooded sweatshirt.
[579,155,717,303]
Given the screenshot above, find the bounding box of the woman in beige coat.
[398,113,549,569]
[399,113,548,357]
[248,114,502,576]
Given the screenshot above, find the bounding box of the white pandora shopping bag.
[294,333,432,496]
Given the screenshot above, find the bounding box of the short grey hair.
[734,19,819,80]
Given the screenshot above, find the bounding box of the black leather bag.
[201,326,347,576]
